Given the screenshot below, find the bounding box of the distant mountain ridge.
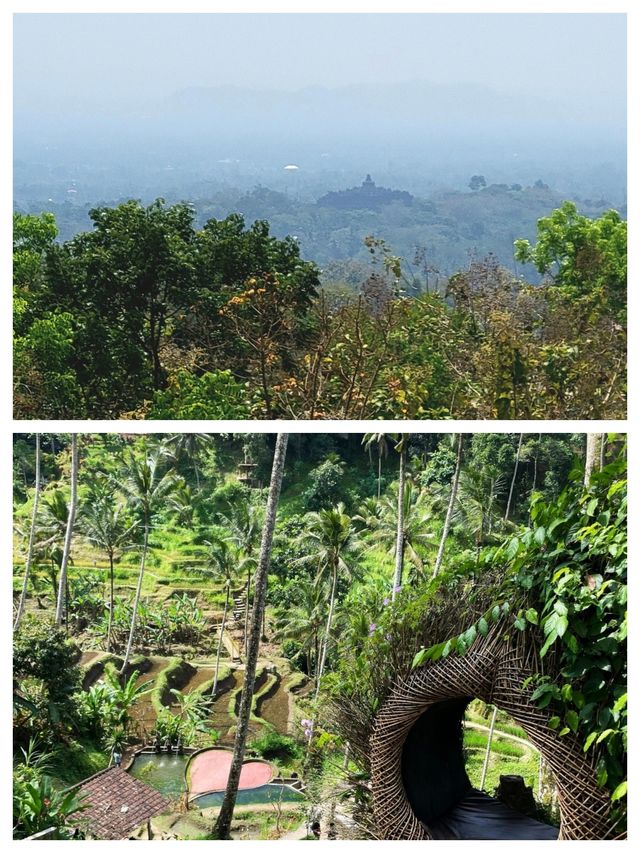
[161,77,623,134]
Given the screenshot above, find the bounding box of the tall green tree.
[514,201,627,317]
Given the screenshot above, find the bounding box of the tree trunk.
[55,434,79,626]
[214,433,288,839]
[584,433,601,487]
[106,552,115,653]
[14,434,41,631]
[377,453,382,500]
[480,705,498,790]
[433,434,463,578]
[212,584,230,697]
[244,566,251,659]
[315,565,339,702]
[120,522,149,675]
[531,433,541,495]
[504,432,523,523]
[392,441,406,600]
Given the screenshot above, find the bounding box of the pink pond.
[188,749,274,795]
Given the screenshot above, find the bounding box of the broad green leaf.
[611,781,627,802]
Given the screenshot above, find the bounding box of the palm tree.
[370,480,436,584]
[80,486,138,653]
[163,433,214,490]
[191,536,247,697]
[274,577,325,676]
[447,467,506,552]
[32,490,68,603]
[218,500,265,657]
[353,496,383,532]
[296,503,360,700]
[167,481,195,527]
[55,434,79,626]
[118,447,178,674]
[433,433,464,578]
[103,665,155,738]
[362,433,390,499]
[14,434,41,630]
[214,432,288,840]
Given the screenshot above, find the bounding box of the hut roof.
[71,766,170,840]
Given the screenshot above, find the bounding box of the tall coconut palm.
[369,480,436,584]
[55,434,79,626]
[433,433,464,578]
[80,487,138,653]
[118,448,177,674]
[218,500,265,657]
[14,435,41,631]
[362,433,390,499]
[296,503,360,700]
[191,536,247,697]
[214,432,288,840]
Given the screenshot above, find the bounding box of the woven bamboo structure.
[370,627,617,840]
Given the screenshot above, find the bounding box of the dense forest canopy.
[14,199,626,420]
[12,432,627,839]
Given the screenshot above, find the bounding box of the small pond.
[128,753,190,797]
[193,784,305,808]
[128,753,306,809]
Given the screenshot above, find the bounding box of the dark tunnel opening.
[400,697,559,840]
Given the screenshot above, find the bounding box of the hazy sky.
[14,13,626,112]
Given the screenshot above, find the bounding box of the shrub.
[249,731,301,762]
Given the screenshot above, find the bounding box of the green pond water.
[128,753,190,797]
[193,784,305,808]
